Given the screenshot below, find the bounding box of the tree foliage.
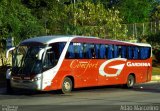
[0,0,159,45]
[63,1,127,39]
[0,0,45,44]
[151,5,160,21]
[115,0,155,23]
[22,0,67,35]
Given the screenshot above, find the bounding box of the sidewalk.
[152,75,160,82]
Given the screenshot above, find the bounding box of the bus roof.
[20,35,151,47]
[20,35,74,45]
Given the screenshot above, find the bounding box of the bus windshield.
[12,45,45,75]
[12,42,66,76]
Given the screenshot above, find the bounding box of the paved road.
[0,82,160,111]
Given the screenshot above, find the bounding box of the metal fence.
[122,21,160,40]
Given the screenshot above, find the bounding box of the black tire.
[125,75,135,88]
[61,77,72,94]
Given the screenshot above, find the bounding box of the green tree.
[64,1,127,39]
[22,0,66,35]
[115,0,155,23]
[151,5,160,21]
[0,0,45,44]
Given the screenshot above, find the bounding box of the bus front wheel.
[125,75,135,88]
[61,77,73,94]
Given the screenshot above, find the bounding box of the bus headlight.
[32,77,41,81]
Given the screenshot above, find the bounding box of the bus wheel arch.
[61,76,74,94]
[125,73,136,88]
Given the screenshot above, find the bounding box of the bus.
[6,35,152,93]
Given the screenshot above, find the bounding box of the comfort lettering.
[70,60,98,72]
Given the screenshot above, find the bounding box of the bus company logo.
[99,58,127,77]
[99,58,151,77]
[127,62,151,67]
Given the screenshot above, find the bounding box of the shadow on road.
[133,82,160,93]
[0,85,125,97]
[0,83,160,97]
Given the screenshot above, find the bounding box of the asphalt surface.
[0,82,160,111]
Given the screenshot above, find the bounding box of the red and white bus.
[6,35,152,93]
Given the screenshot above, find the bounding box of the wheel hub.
[64,82,71,90]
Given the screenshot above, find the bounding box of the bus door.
[41,43,66,90]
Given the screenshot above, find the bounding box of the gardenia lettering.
[127,62,151,67]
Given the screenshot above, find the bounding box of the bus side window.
[145,47,151,58]
[128,46,133,59]
[74,43,83,59]
[58,42,65,57]
[90,44,96,58]
[49,42,66,64]
[66,42,75,58]
[113,45,119,58]
[74,43,79,58]
[107,45,113,59]
[133,47,139,59]
[99,44,106,59]
[140,47,150,59]
[79,43,83,58]
[84,44,92,59]
[43,49,55,69]
[118,46,122,58]
[95,44,99,58]
[121,46,127,58]
[140,47,144,59]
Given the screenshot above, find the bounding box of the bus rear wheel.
[125,75,135,88]
[61,77,72,94]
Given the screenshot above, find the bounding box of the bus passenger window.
[118,46,122,58]
[74,43,83,59]
[121,46,127,58]
[145,47,151,58]
[140,47,150,59]
[128,46,133,59]
[107,45,113,59]
[99,44,106,59]
[79,43,83,58]
[95,44,99,58]
[66,42,75,58]
[58,43,66,57]
[84,44,92,59]
[133,47,139,59]
[89,44,95,58]
[113,45,119,58]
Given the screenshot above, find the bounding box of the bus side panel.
[44,58,152,91]
[125,58,152,84]
[46,59,99,90]
[64,59,98,88]
[135,59,152,83]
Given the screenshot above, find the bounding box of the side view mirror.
[6,47,15,59]
[38,47,51,60]
[38,49,45,60]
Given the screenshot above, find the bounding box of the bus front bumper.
[11,79,42,91]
